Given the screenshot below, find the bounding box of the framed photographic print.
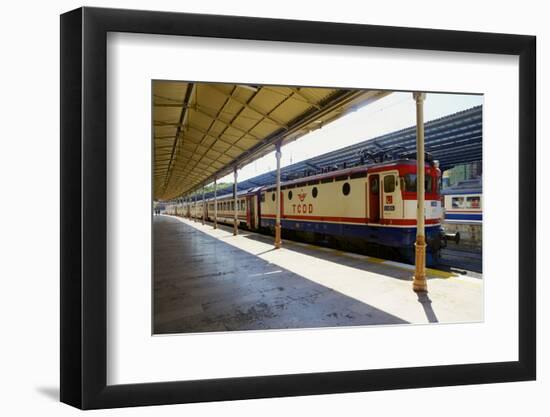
[60,6,536,410]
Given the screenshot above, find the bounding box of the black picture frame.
[60,6,536,410]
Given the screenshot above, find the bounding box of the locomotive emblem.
[386,195,393,204]
[298,192,307,202]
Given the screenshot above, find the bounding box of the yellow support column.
[213,178,218,229]
[233,167,238,236]
[193,192,198,223]
[413,92,428,293]
[275,143,282,249]
[201,187,205,225]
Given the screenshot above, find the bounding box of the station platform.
[153,215,483,334]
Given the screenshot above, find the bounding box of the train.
[441,178,482,249]
[165,156,453,266]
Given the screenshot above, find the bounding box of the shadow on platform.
[154,216,409,334]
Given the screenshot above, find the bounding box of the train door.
[257,192,263,229]
[380,170,402,220]
[247,196,256,229]
[367,174,380,223]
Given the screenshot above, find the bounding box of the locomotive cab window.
[426,175,433,193]
[383,175,395,193]
[402,173,433,192]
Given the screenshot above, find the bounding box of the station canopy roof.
[154,81,389,201]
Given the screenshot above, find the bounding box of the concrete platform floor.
[153,215,483,334]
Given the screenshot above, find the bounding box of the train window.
[312,187,318,198]
[370,177,379,193]
[231,201,235,211]
[452,196,465,209]
[402,174,432,192]
[272,193,275,201]
[342,182,351,196]
[403,174,416,192]
[426,176,433,193]
[261,193,265,203]
[288,191,293,200]
[466,196,481,208]
[384,175,395,193]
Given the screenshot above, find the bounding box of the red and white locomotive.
[173,158,445,265]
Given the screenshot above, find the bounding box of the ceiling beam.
[161,83,195,194]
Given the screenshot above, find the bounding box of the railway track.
[438,246,482,275]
